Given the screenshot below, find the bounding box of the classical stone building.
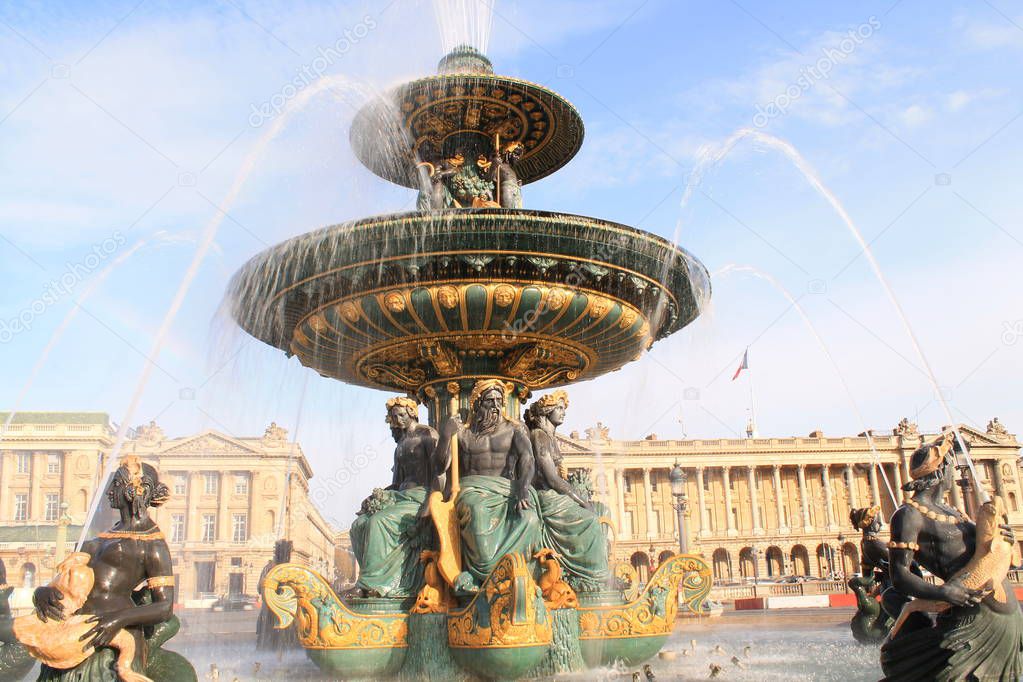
[560,418,1022,584]
[123,421,338,600]
[0,413,338,601]
[0,412,110,587]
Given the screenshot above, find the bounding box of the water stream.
[674,127,978,478]
[713,264,899,508]
[77,74,381,547]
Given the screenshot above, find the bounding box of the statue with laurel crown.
[524,390,610,592]
[349,397,438,598]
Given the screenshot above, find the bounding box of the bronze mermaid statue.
[880,432,1023,681]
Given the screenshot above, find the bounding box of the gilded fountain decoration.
[229,44,713,680]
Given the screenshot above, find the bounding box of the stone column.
[772,465,789,533]
[696,467,710,537]
[892,464,904,503]
[899,455,911,494]
[949,471,965,513]
[0,451,11,520]
[642,468,657,539]
[218,472,232,541]
[60,451,73,521]
[868,465,881,507]
[249,471,262,541]
[722,466,737,536]
[797,464,813,531]
[992,459,1007,499]
[187,471,203,541]
[844,464,858,512]
[616,469,630,540]
[29,453,42,520]
[822,465,837,530]
[747,465,763,535]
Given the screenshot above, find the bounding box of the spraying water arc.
[77,75,378,549]
[713,264,899,508]
[676,127,987,501]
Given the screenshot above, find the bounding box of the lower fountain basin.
[228,208,708,421]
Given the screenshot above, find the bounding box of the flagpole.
[747,346,758,438]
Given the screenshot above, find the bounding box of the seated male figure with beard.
[434,379,541,589]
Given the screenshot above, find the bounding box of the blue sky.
[2,0,1021,526]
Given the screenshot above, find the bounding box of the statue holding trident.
[431,380,541,592]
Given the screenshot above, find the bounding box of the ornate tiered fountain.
[229,45,713,680]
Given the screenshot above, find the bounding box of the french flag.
[731,348,749,381]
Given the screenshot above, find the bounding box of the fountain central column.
[418,378,529,428]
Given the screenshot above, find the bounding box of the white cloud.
[959,17,1023,50]
[944,88,1006,112]
[898,104,932,128]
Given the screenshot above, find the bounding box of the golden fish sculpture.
[890,495,1015,638]
[13,552,152,682]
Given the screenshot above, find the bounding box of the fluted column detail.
[642,468,657,539]
[747,465,763,535]
[845,464,858,514]
[869,465,881,507]
[822,465,837,530]
[772,465,789,533]
[696,467,710,537]
[616,469,630,540]
[722,466,737,536]
[892,464,904,503]
[797,464,812,531]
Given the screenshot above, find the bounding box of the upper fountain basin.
[350,47,585,189]
[228,208,709,397]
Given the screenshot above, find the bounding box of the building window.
[201,514,216,543]
[203,473,218,495]
[234,475,249,495]
[47,454,61,475]
[44,494,59,521]
[173,474,187,496]
[624,475,632,493]
[14,494,28,521]
[232,514,248,543]
[171,514,185,543]
[17,453,30,474]
[230,557,243,567]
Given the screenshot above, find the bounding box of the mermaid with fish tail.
[0,455,196,682]
[880,433,1023,681]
